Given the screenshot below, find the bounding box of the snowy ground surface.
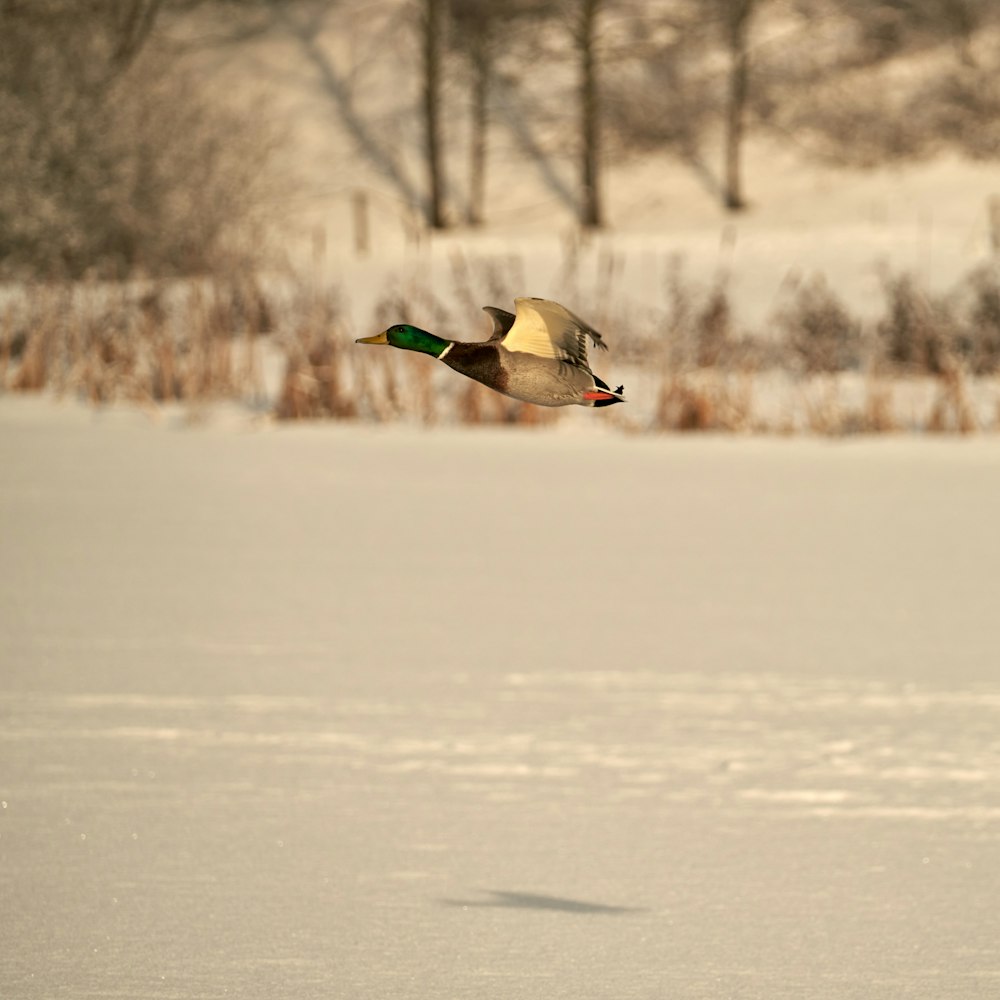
[2,396,1000,999]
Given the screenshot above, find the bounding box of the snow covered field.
[2,396,1000,999]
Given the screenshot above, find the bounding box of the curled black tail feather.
[592,375,625,407]
[593,389,624,408]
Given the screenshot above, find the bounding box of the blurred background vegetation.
[1,0,999,430]
[1,0,284,277]
[2,0,999,278]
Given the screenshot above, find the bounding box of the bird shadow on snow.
[439,889,644,916]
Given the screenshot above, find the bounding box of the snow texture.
[2,396,999,998]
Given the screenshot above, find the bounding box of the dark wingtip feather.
[482,306,516,341]
[590,330,609,352]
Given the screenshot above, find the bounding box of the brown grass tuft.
[274,293,356,421]
[926,363,977,434]
[654,371,753,432]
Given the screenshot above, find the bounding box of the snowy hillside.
[192,2,1000,321]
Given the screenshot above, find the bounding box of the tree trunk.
[723,0,753,212]
[468,30,489,227]
[940,0,977,67]
[422,0,448,229]
[578,0,603,228]
[110,0,165,74]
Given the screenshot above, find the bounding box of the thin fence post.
[353,189,370,257]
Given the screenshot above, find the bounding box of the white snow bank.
[2,394,999,693]
[2,396,999,999]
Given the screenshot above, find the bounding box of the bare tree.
[939,0,984,66]
[717,0,756,211]
[599,0,762,212]
[447,0,543,226]
[575,0,604,227]
[770,0,1000,167]
[0,0,279,277]
[421,0,449,228]
[463,10,492,226]
[836,0,997,67]
[108,0,168,72]
[449,0,499,226]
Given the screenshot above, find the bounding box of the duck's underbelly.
[442,348,580,407]
[499,364,584,406]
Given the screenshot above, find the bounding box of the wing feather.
[482,306,516,341]
[501,297,607,370]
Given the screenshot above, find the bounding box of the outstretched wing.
[482,306,516,341]
[500,297,608,371]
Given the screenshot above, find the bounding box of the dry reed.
[2,256,999,435]
[1,276,271,409]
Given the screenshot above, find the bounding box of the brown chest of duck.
[356,297,625,409]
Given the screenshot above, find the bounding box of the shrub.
[876,274,958,374]
[777,276,862,373]
[957,265,1000,374]
[0,8,279,279]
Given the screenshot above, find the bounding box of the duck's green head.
[356,324,449,357]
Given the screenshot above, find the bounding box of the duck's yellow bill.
[355,331,388,345]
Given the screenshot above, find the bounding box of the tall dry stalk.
[927,363,977,433]
[2,276,269,406]
[654,370,753,432]
[274,290,357,421]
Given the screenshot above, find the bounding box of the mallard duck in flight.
[355,297,625,408]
